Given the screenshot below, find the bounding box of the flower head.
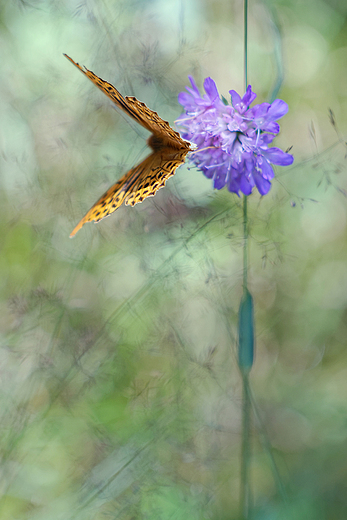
[177,77,293,196]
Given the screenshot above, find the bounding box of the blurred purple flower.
[177,77,294,196]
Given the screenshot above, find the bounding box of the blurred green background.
[1,0,347,518]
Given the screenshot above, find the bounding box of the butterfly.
[64,54,194,237]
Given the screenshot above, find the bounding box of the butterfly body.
[64,54,193,237]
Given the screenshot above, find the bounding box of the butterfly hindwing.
[124,147,189,206]
[69,148,189,237]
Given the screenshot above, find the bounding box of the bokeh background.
[1,0,347,518]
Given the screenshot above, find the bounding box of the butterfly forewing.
[65,54,193,236]
[64,54,190,149]
[123,96,187,149]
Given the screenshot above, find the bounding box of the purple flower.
[177,77,294,196]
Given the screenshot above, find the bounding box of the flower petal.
[259,157,275,180]
[253,169,272,195]
[241,85,257,108]
[239,173,254,195]
[266,99,288,120]
[188,75,200,93]
[229,89,241,107]
[203,77,220,103]
[262,122,280,134]
[230,85,256,114]
[213,168,228,189]
[178,92,195,108]
[263,147,294,166]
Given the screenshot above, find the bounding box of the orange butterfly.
[64,54,194,237]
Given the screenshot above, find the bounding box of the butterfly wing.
[70,147,189,237]
[64,54,189,150]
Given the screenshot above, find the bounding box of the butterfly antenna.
[190,145,216,155]
[174,114,198,124]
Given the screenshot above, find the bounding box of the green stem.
[243,195,248,292]
[240,372,252,519]
[240,196,252,519]
[244,0,248,91]
[240,2,252,517]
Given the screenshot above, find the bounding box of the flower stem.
[243,195,248,290]
[244,0,248,90]
[239,196,253,519]
[239,1,253,518]
[240,370,252,519]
